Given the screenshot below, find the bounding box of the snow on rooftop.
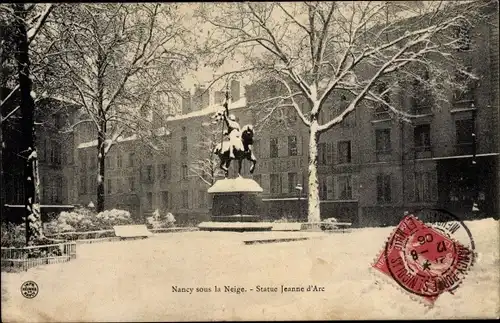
[76,97,246,149]
[77,134,138,149]
[166,97,247,122]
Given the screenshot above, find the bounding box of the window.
[318,110,326,125]
[54,114,63,129]
[414,124,431,150]
[108,155,116,169]
[146,192,153,209]
[288,172,297,194]
[198,190,206,208]
[117,154,123,168]
[270,138,278,158]
[50,177,63,204]
[161,191,169,209]
[414,172,437,202]
[39,139,46,161]
[375,82,390,113]
[337,141,352,164]
[47,179,54,203]
[318,143,327,165]
[377,174,391,203]
[286,108,297,123]
[80,176,87,195]
[253,139,260,157]
[129,153,135,167]
[376,129,391,153]
[319,176,328,200]
[270,173,282,194]
[411,74,432,113]
[338,175,352,200]
[146,165,154,181]
[455,119,474,144]
[129,177,136,192]
[456,23,471,51]
[116,178,122,193]
[79,151,87,169]
[41,177,47,201]
[454,69,475,103]
[107,178,112,194]
[90,176,96,191]
[105,155,111,168]
[161,163,171,180]
[56,177,63,203]
[181,164,188,180]
[181,136,188,153]
[343,113,356,128]
[50,141,62,165]
[181,190,189,208]
[90,154,97,169]
[288,136,298,156]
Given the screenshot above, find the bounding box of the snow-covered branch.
[0,105,20,124]
[59,118,93,134]
[0,85,20,108]
[27,4,54,45]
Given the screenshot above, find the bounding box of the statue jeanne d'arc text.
[211,90,257,178]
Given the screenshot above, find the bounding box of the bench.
[113,225,152,239]
[301,221,352,233]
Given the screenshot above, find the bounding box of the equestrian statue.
[211,91,257,178]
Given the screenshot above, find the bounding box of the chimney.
[230,80,240,101]
[201,87,211,109]
[193,85,212,111]
[214,91,225,105]
[181,91,192,115]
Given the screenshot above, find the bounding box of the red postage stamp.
[372,212,475,306]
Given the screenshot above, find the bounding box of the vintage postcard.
[1,1,499,321]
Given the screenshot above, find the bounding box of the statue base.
[207,177,264,223]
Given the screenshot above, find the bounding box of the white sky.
[177,1,443,94]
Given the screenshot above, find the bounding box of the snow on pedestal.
[207,177,263,193]
[206,177,264,227]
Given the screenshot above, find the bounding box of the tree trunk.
[96,51,106,213]
[0,113,4,222]
[307,120,321,224]
[14,3,43,244]
[96,128,105,213]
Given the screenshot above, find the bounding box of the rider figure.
[223,112,243,159]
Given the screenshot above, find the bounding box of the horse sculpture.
[213,124,257,177]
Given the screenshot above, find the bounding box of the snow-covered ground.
[2,218,499,321]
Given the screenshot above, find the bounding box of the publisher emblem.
[21,281,38,299]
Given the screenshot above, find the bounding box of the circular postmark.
[21,281,38,299]
[383,209,475,300]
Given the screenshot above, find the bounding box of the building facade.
[1,90,79,223]
[4,3,496,227]
[74,3,499,227]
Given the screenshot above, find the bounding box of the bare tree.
[1,4,54,122]
[1,3,55,244]
[189,118,225,186]
[41,3,193,212]
[197,1,492,223]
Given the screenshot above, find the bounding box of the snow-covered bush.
[45,208,133,233]
[1,222,26,247]
[45,208,97,234]
[95,209,132,229]
[146,210,176,229]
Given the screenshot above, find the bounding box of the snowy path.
[2,219,499,321]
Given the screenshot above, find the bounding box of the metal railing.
[1,241,77,272]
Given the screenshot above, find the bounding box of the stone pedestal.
[208,177,264,222]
